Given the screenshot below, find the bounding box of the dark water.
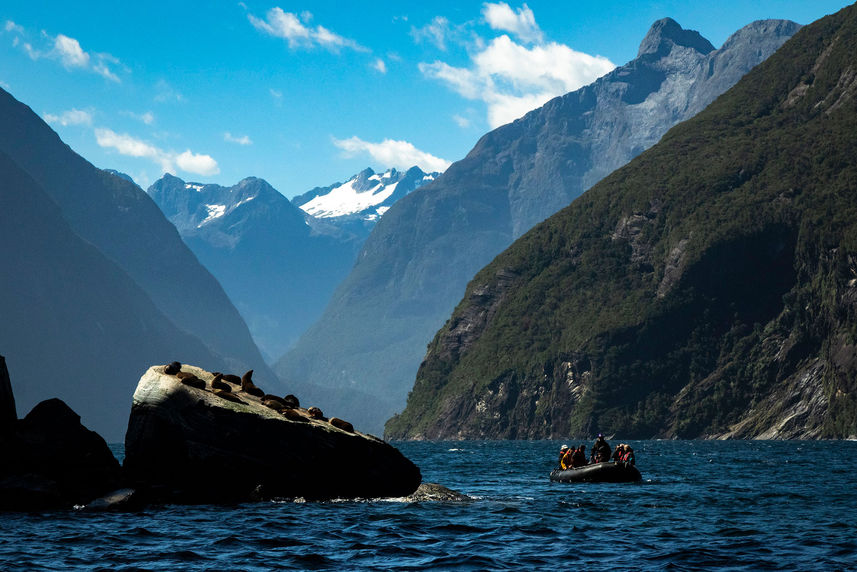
[1,440,856,570]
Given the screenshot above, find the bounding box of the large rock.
[0,398,121,511]
[124,365,421,502]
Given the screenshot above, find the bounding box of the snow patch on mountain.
[294,166,439,222]
[301,178,399,218]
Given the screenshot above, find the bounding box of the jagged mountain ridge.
[276,18,800,435]
[149,174,361,360]
[386,5,857,440]
[294,166,438,226]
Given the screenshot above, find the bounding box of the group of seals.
[162,361,355,433]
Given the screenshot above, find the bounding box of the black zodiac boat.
[550,462,641,483]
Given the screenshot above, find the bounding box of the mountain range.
[276,17,801,435]
[386,4,857,440]
[148,166,436,360]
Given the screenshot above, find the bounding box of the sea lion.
[164,361,181,375]
[262,398,287,412]
[240,370,265,398]
[282,408,307,422]
[262,394,288,407]
[210,373,231,392]
[329,417,354,433]
[179,375,205,390]
[282,394,300,408]
[175,371,194,379]
[221,374,241,385]
[213,389,244,404]
[306,406,325,420]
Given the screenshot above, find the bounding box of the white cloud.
[122,110,155,125]
[44,108,94,126]
[249,7,365,51]
[411,16,452,51]
[372,58,387,74]
[224,132,253,145]
[4,23,121,82]
[4,20,24,34]
[154,80,184,103]
[95,127,220,176]
[53,34,89,68]
[333,136,451,173]
[482,2,542,44]
[175,150,220,176]
[420,26,614,128]
[452,114,472,128]
[270,88,283,99]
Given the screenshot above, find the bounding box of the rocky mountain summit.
[386,5,857,440]
[293,166,438,237]
[149,174,360,361]
[277,18,800,435]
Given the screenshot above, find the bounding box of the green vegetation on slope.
[387,4,857,440]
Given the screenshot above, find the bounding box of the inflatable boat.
[550,462,641,483]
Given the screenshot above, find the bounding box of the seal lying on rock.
[164,361,182,375]
[329,417,354,433]
[213,389,243,404]
[179,374,205,390]
[240,370,265,398]
[282,394,300,408]
[210,373,231,392]
[262,398,287,412]
[282,408,307,422]
[307,406,325,420]
[221,374,241,385]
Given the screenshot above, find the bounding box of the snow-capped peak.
[297,166,438,220]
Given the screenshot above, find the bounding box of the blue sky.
[0,1,851,197]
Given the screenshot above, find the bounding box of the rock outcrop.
[0,397,121,511]
[0,356,15,428]
[124,365,421,502]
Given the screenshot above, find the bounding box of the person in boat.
[611,444,624,463]
[571,445,587,467]
[591,433,611,463]
[620,444,636,467]
[558,445,573,469]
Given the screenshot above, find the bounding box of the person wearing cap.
[591,433,611,463]
[558,444,572,469]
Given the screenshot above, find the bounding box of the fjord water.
[1,441,854,570]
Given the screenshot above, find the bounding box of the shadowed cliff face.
[0,88,272,385]
[0,151,224,440]
[386,5,857,440]
[277,18,800,435]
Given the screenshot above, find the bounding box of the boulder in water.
[124,365,422,502]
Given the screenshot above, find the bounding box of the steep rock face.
[0,152,224,440]
[149,174,359,360]
[0,397,120,511]
[386,5,857,440]
[0,356,15,428]
[277,18,799,434]
[124,365,421,501]
[0,88,269,381]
